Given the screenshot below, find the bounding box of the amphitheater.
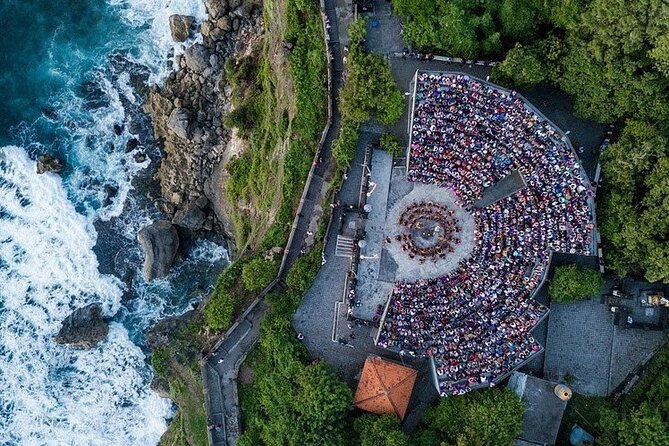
[370,71,597,396]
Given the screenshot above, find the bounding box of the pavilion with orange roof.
[353,355,418,420]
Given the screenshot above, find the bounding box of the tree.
[499,0,541,41]
[597,404,669,446]
[354,414,408,446]
[286,247,322,294]
[241,257,278,291]
[332,121,360,169]
[492,43,546,88]
[549,264,603,303]
[423,388,524,446]
[380,133,403,157]
[239,306,353,446]
[599,120,669,282]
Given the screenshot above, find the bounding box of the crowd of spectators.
[377,72,595,395]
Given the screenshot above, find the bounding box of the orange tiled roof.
[353,355,418,420]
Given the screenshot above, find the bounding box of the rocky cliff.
[144,0,263,253]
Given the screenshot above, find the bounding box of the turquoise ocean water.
[0,0,226,444]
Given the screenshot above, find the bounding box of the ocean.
[0,0,228,444]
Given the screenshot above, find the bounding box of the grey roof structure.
[507,372,568,446]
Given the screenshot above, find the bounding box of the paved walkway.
[201,2,348,445]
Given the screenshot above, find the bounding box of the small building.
[507,372,571,446]
[353,355,418,420]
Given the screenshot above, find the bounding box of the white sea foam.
[109,0,207,83]
[0,0,227,443]
[0,147,173,445]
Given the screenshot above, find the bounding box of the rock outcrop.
[36,154,64,174]
[54,303,109,349]
[143,0,263,247]
[147,310,198,348]
[137,220,180,281]
[169,15,195,42]
[151,376,171,399]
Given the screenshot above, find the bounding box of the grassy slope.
[224,0,326,252]
[155,316,210,446]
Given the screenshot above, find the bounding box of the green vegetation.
[549,264,603,303]
[355,414,408,446]
[286,246,322,294]
[391,0,563,58]
[558,394,610,444]
[599,121,669,282]
[223,0,327,250]
[241,257,279,291]
[379,133,403,157]
[414,388,525,446]
[491,43,546,88]
[153,317,209,446]
[333,18,405,170]
[203,260,247,331]
[238,247,353,446]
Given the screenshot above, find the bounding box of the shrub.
[549,264,603,303]
[242,257,278,291]
[379,133,403,157]
[223,98,259,135]
[355,414,408,446]
[332,121,360,169]
[286,247,322,294]
[204,291,235,330]
[151,347,170,377]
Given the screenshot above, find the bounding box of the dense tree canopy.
[354,414,408,446]
[549,264,604,303]
[421,388,524,446]
[391,0,556,58]
[599,121,669,282]
[238,306,352,446]
[334,18,404,169]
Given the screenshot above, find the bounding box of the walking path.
[201,1,348,445]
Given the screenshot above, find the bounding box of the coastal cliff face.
[144,0,263,254]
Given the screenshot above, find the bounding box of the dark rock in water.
[172,202,207,231]
[79,80,109,110]
[167,108,191,139]
[147,310,197,348]
[134,151,147,163]
[113,123,124,135]
[137,220,179,281]
[150,376,171,399]
[41,108,59,121]
[126,138,140,152]
[183,43,210,73]
[169,15,195,42]
[36,154,64,174]
[54,303,109,349]
[103,184,118,206]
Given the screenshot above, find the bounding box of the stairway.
[335,235,355,258]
